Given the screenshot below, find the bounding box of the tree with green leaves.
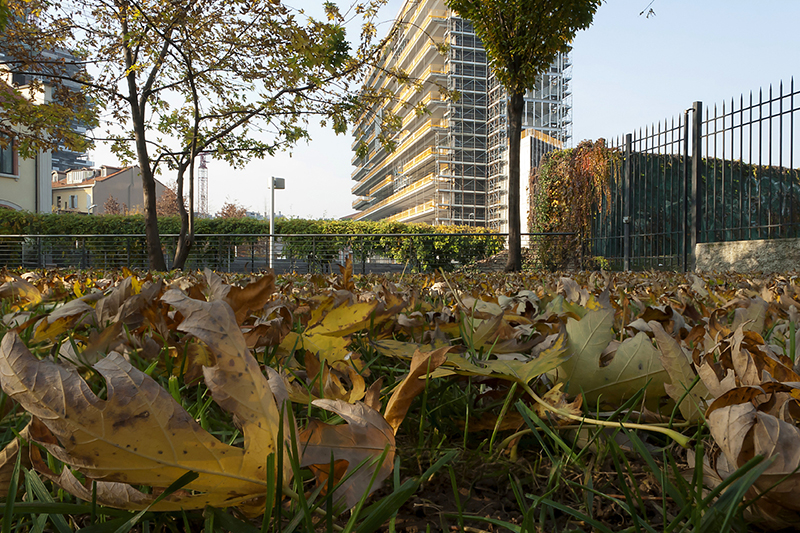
[1,0,395,270]
[446,0,602,271]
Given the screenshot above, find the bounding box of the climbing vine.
[529,139,613,269]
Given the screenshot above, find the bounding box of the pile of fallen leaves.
[2,262,800,529]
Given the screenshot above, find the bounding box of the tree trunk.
[172,162,195,270]
[133,123,167,271]
[122,6,167,272]
[504,90,524,272]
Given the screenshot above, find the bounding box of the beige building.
[51,166,166,214]
[0,83,54,212]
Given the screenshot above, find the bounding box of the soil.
[371,435,688,533]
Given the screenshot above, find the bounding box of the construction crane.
[198,154,209,217]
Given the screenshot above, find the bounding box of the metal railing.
[592,78,799,271]
[0,232,576,273]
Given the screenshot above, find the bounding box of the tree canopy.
[446,0,602,271]
[1,0,395,270]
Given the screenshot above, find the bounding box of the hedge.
[0,212,504,271]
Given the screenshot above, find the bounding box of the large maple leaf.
[0,288,394,512]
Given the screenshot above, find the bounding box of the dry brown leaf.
[651,321,709,421]
[364,378,384,412]
[0,434,27,499]
[299,399,395,509]
[224,272,276,325]
[707,401,800,527]
[535,382,583,425]
[384,346,451,433]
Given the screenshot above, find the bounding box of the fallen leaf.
[30,298,94,343]
[431,331,569,384]
[0,276,42,311]
[384,347,451,433]
[224,272,276,325]
[535,382,583,425]
[299,399,395,509]
[0,434,27,499]
[569,331,669,407]
[0,332,277,511]
[371,338,451,360]
[550,307,615,398]
[651,321,709,420]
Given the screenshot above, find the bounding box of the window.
[69,195,77,209]
[0,134,14,175]
[57,196,62,209]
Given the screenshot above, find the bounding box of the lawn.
[1,264,798,532]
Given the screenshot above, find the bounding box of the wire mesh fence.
[0,232,576,273]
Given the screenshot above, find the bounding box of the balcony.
[352,196,373,209]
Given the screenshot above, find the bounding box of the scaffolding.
[441,13,488,227]
[350,0,570,230]
[486,52,572,231]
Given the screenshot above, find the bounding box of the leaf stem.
[520,383,692,447]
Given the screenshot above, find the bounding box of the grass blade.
[356,450,457,533]
[2,446,22,533]
[24,470,73,533]
[112,470,199,533]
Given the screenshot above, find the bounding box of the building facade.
[51,166,166,215]
[0,82,54,212]
[350,0,571,229]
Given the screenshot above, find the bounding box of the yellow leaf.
[30,298,93,343]
[0,278,42,311]
[302,333,354,369]
[0,290,292,513]
[306,299,382,337]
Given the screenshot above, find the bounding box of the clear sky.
[90,0,800,219]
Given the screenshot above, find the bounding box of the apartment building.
[350,0,571,229]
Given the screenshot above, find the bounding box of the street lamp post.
[269,176,285,269]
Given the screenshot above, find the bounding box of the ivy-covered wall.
[529,139,612,269]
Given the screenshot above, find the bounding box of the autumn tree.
[446,0,602,271]
[103,196,124,215]
[0,8,97,161]
[1,0,397,270]
[215,201,247,219]
[156,183,184,217]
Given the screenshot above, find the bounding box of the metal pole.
[690,101,703,271]
[623,133,632,271]
[269,178,275,270]
[683,109,690,272]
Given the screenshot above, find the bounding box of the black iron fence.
[0,232,575,273]
[592,78,799,271]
